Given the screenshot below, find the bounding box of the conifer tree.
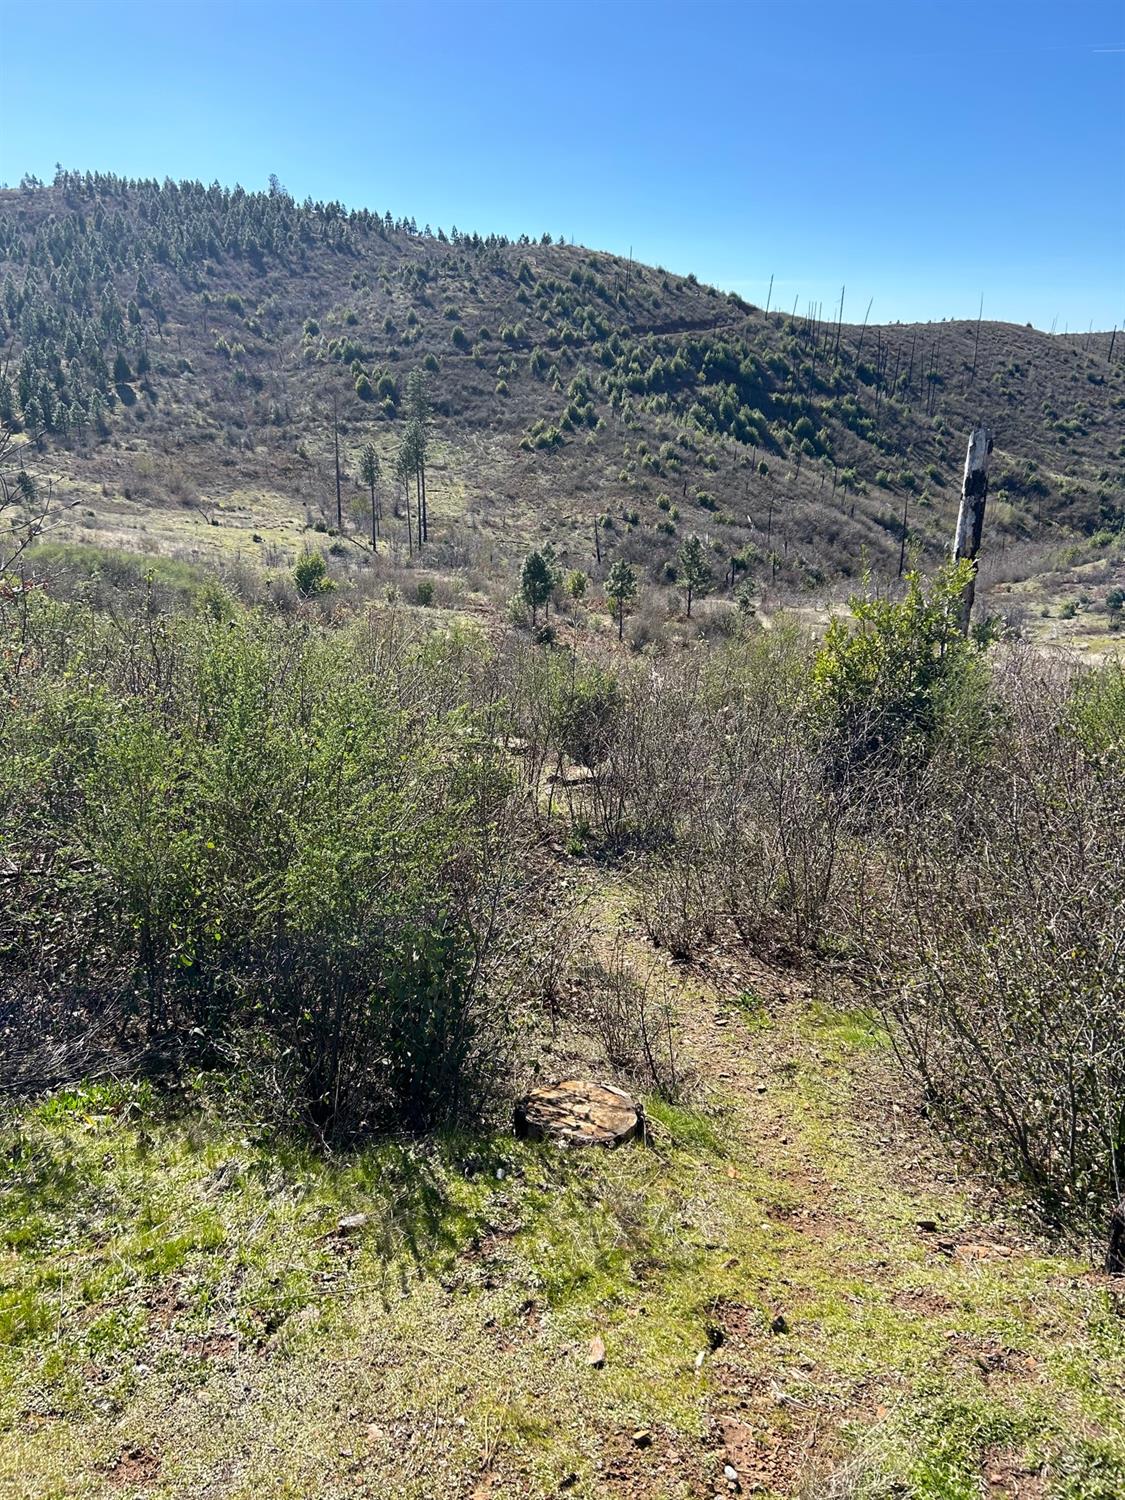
[359,443,380,550]
[520,549,553,626]
[677,534,712,618]
[605,559,638,641]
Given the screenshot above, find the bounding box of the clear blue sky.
[2,0,1122,329]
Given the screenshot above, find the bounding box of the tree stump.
[514,1080,641,1148]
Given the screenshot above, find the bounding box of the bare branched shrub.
[853,655,1125,1222]
[635,854,721,961]
[571,935,686,1100]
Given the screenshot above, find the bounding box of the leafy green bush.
[293,550,333,598]
[813,561,989,770]
[0,605,524,1139]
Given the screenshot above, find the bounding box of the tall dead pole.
[332,392,342,530]
[952,425,993,634]
[967,294,984,390]
[764,273,773,319]
[855,297,874,361]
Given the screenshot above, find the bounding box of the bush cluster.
[0,601,524,1140]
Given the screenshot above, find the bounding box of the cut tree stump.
[514,1079,642,1148]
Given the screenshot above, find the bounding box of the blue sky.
[2,0,1122,329]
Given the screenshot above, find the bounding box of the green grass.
[0,992,1122,1498]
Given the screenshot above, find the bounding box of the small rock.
[632,1428,652,1448]
[724,1464,739,1481]
[587,1334,606,1368]
[770,1313,789,1335]
[336,1213,371,1235]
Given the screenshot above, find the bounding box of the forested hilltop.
[2,170,1123,629]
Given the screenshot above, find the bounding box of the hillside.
[2,171,1124,636]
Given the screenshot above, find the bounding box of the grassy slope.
[3,883,1122,1500]
[3,183,1124,627]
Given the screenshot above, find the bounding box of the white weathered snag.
[952,424,993,634]
[514,1079,641,1148]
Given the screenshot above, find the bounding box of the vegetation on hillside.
[1,170,1123,612]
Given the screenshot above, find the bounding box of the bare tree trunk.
[952,425,993,634]
[332,393,342,530]
[855,297,873,360]
[968,294,984,389]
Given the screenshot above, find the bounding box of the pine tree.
[393,439,414,557]
[677,534,712,618]
[520,549,553,626]
[605,559,638,641]
[359,443,380,550]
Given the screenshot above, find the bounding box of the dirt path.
[1,877,1122,1500]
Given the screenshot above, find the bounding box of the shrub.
[0,606,525,1139]
[855,662,1125,1220]
[293,550,334,598]
[812,561,989,772]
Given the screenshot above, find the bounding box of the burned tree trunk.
[952,425,993,634]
